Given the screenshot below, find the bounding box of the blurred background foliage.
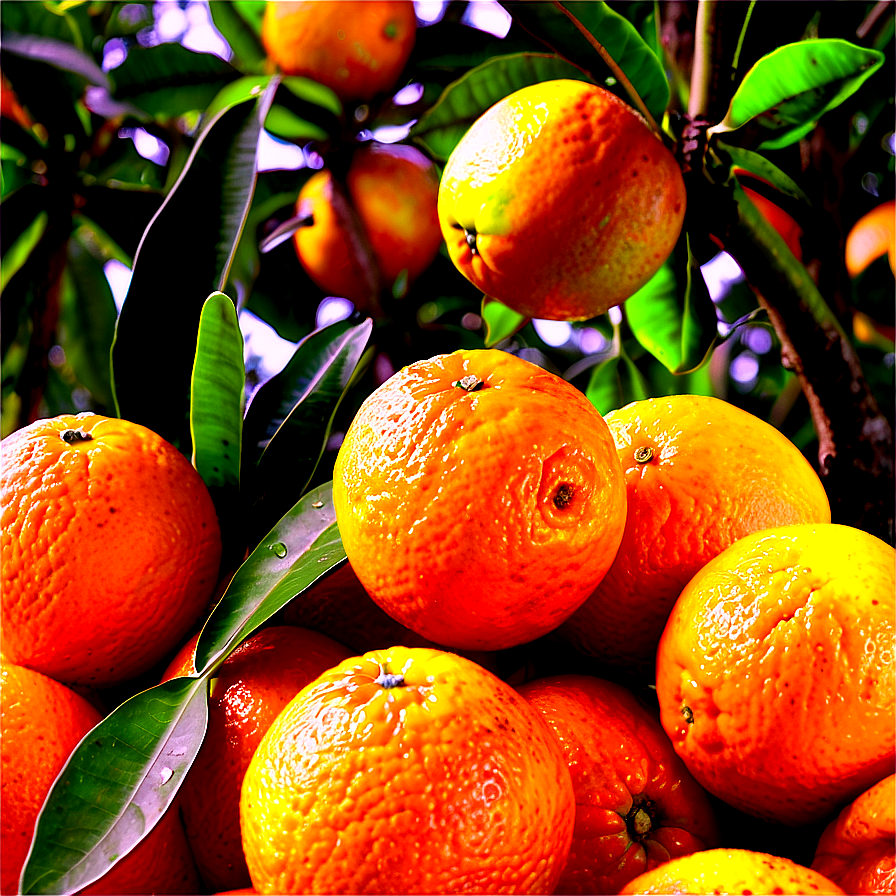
[1,0,893,530]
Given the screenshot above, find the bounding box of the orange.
[846,199,896,277]
[516,674,719,894]
[619,848,846,895]
[811,774,895,895]
[294,142,442,307]
[437,79,686,321]
[1,660,201,896]
[1,413,221,686]
[160,626,353,893]
[261,1,417,105]
[655,523,895,826]
[332,349,627,651]
[558,394,831,670]
[239,646,576,894]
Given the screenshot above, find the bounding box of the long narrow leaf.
[481,296,528,348]
[194,481,346,674]
[21,679,208,896]
[111,77,278,452]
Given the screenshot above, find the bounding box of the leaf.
[111,77,278,453]
[711,39,885,150]
[624,235,719,374]
[500,1,670,123]
[481,296,528,348]
[714,142,811,204]
[585,343,649,416]
[208,1,267,73]
[0,30,109,88]
[265,104,329,143]
[21,678,209,896]
[194,481,346,674]
[0,211,47,295]
[242,319,373,540]
[190,292,244,492]
[411,52,592,161]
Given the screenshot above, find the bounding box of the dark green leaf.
[411,52,591,161]
[712,39,885,150]
[208,1,268,73]
[481,296,528,348]
[21,678,208,896]
[194,481,346,674]
[0,211,47,295]
[242,319,372,539]
[500,1,670,123]
[585,343,649,415]
[1,31,109,87]
[111,77,278,452]
[265,104,329,142]
[281,76,342,118]
[624,235,719,374]
[190,292,244,492]
[714,142,811,204]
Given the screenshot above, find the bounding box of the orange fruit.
[294,142,442,307]
[437,79,686,321]
[735,169,804,261]
[1,660,201,895]
[239,646,576,894]
[516,674,719,895]
[160,626,353,893]
[559,394,831,669]
[1,413,221,687]
[846,199,896,277]
[332,349,627,651]
[655,523,895,826]
[261,1,417,104]
[811,774,895,895]
[619,848,846,895]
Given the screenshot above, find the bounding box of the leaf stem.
[553,1,660,134]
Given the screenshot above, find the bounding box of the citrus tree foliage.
[1,2,893,893]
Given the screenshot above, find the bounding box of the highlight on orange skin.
[845,199,896,278]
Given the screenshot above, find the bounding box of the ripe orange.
[332,349,627,651]
[294,143,442,307]
[1,413,221,687]
[1,660,201,895]
[160,626,353,893]
[516,674,719,894]
[811,774,895,895]
[438,79,686,321]
[240,647,576,894]
[619,848,845,895]
[261,1,417,105]
[655,523,895,826]
[558,394,831,669]
[845,199,895,277]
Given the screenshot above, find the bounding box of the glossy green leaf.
[715,142,811,204]
[0,30,108,87]
[481,296,529,348]
[190,292,244,492]
[712,39,885,150]
[21,678,209,896]
[586,343,649,416]
[281,76,343,118]
[624,236,719,374]
[208,1,267,73]
[242,319,372,540]
[500,1,670,122]
[411,52,591,161]
[0,211,47,295]
[265,104,329,142]
[194,481,346,674]
[111,78,278,452]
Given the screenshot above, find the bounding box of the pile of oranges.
[2,347,893,896]
[1,3,894,895]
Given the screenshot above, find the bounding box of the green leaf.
[0,210,47,295]
[585,343,649,416]
[194,481,346,674]
[190,292,244,492]
[0,30,108,87]
[21,678,209,896]
[111,77,279,453]
[411,52,592,161]
[714,142,811,205]
[624,235,720,374]
[500,1,670,123]
[242,319,373,541]
[208,1,268,73]
[265,104,329,142]
[712,39,885,150]
[481,296,528,348]
[281,76,343,119]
